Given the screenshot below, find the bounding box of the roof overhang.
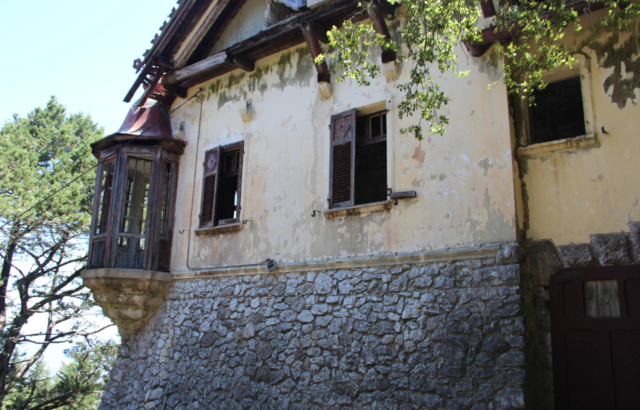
[126,0,372,105]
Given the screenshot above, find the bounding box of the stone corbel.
[82,269,173,340]
[368,1,399,81]
[301,21,333,99]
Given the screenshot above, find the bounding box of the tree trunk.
[0,224,19,408]
[1,230,17,328]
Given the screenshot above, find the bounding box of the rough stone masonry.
[99,257,525,410]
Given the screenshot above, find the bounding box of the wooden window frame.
[519,56,596,155]
[87,144,180,272]
[199,141,244,229]
[329,108,389,209]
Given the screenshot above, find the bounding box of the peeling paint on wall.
[514,12,640,245]
[168,18,517,270]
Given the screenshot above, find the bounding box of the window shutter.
[200,147,220,227]
[329,108,357,208]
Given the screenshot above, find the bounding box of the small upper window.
[200,141,244,228]
[530,76,586,144]
[329,108,388,209]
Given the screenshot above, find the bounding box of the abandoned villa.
[81,0,640,408]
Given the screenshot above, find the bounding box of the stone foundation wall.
[99,257,525,410]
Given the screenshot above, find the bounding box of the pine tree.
[0,97,110,408]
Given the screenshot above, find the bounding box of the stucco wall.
[208,0,268,55]
[517,13,640,245]
[168,35,516,271]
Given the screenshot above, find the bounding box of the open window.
[200,141,244,228]
[329,108,388,209]
[530,76,587,144]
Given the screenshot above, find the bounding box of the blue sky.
[0,0,179,135]
[0,0,180,371]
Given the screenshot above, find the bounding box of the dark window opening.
[217,148,240,225]
[530,76,586,144]
[200,142,244,227]
[216,176,239,224]
[355,140,387,205]
[329,109,389,209]
[355,111,387,205]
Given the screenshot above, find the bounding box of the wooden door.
[550,265,640,410]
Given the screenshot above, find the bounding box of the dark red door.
[550,265,640,410]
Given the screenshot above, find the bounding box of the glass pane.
[356,117,366,141]
[95,161,115,235]
[382,113,387,135]
[119,158,152,235]
[371,114,381,138]
[116,158,151,268]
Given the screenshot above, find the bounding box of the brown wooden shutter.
[329,109,357,208]
[200,147,220,227]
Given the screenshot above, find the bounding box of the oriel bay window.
[88,101,183,271]
[199,141,244,228]
[329,108,388,208]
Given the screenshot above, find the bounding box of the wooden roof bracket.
[301,21,333,99]
[480,0,497,18]
[229,53,255,72]
[368,1,396,64]
[465,26,513,57]
[136,67,165,109]
[162,51,229,88]
[466,1,609,58]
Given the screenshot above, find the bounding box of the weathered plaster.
[208,0,268,55]
[516,13,640,245]
[168,15,516,272]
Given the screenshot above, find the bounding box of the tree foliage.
[0,97,111,409]
[4,340,118,410]
[319,0,640,139]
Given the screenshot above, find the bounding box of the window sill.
[324,200,391,219]
[518,133,597,159]
[194,222,243,236]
